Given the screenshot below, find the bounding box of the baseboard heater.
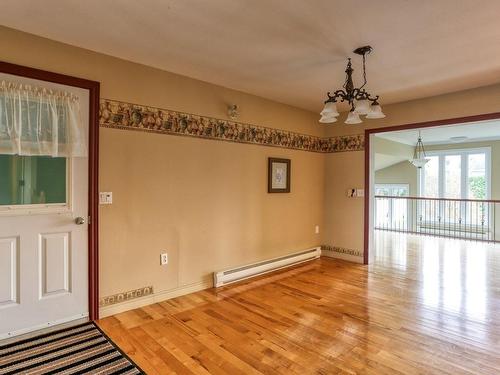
[213,247,321,287]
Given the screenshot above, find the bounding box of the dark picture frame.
[268,158,291,193]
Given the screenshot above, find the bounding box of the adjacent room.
[372,120,500,254]
[1,1,500,374]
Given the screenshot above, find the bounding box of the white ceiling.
[375,119,500,145]
[2,1,500,112]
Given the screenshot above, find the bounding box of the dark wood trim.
[268,158,291,193]
[0,61,100,320]
[363,130,371,264]
[364,111,500,265]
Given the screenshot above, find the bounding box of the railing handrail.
[374,195,500,204]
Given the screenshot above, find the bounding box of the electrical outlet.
[160,253,168,265]
[315,225,320,234]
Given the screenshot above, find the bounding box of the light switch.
[99,192,113,205]
[356,189,365,197]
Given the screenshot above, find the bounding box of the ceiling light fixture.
[449,136,468,143]
[320,46,385,124]
[410,131,430,169]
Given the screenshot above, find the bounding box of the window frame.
[419,147,491,200]
[0,155,73,216]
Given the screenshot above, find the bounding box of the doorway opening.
[365,114,500,264]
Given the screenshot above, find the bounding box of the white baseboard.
[99,280,212,318]
[321,250,364,264]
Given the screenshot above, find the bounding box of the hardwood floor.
[98,232,500,374]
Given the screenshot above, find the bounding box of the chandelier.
[410,131,430,168]
[319,46,385,124]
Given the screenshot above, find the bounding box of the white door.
[0,74,89,339]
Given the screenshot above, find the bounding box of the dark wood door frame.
[364,111,500,264]
[0,61,100,320]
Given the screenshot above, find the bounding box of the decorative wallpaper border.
[99,99,364,153]
[321,245,363,257]
[99,285,154,307]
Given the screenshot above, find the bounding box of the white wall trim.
[99,280,212,318]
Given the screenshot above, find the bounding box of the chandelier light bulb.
[320,101,339,117]
[319,114,338,123]
[354,99,370,115]
[366,104,386,119]
[410,158,430,169]
[345,110,362,124]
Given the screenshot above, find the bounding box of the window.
[0,155,68,209]
[419,148,490,228]
[375,184,409,229]
[420,148,490,200]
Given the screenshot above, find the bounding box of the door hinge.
[88,215,91,225]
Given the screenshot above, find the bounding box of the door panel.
[0,237,19,308]
[39,232,71,298]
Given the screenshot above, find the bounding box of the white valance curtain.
[0,80,86,157]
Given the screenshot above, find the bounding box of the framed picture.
[268,158,291,193]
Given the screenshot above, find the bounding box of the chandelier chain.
[360,53,367,89]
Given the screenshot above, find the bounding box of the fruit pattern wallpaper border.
[99,99,365,153]
[321,245,363,257]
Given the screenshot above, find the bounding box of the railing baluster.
[374,195,499,244]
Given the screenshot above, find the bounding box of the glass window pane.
[444,155,461,199]
[0,155,66,205]
[423,156,439,198]
[468,153,486,199]
[375,187,390,196]
[392,187,409,197]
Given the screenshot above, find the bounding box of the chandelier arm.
[327,90,347,102]
[366,94,379,103]
[354,89,368,101]
[352,90,379,104]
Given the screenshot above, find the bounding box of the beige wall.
[375,161,418,196]
[324,86,500,258]
[0,27,324,304]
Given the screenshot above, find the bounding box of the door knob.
[75,217,86,225]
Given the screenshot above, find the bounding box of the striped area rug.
[0,322,143,374]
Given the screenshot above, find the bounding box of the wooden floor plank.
[98,232,500,374]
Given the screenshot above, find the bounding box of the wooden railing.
[374,195,500,242]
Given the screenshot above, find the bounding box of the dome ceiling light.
[319,46,385,124]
